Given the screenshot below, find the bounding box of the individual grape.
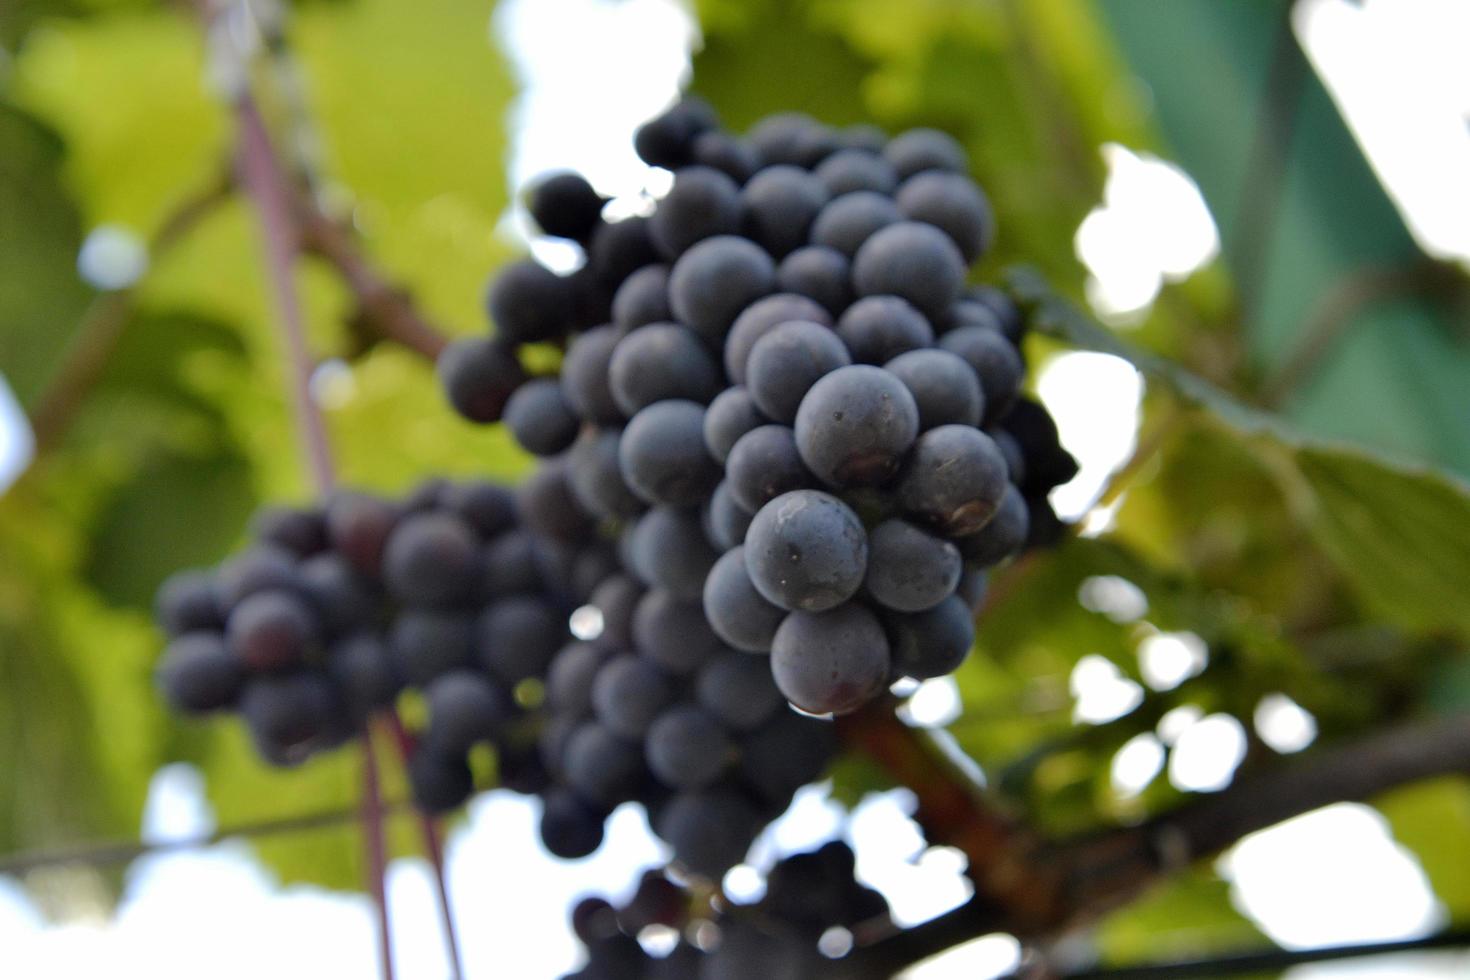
[540,788,607,859]
[618,871,688,933]
[486,259,575,344]
[635,98,718,169]
[703,387,768,464]
[588,574,643,650]
[566,262,615,330]
[744,321,852,424]
[837,123,888,153]
[476,595,566,684]
[997,397,1080,496]
[626,506,720,600]
[1026,494,1070,549]
[897,425,1010,536]
[156,632,245,714]
[437,336,527,425]
[327,632,399,721]
[566,428,644,522]
[883,127,967,179]
[503,379,580,457]
[691,130,760,183]
[425,670,513,754]
[702,546,787,653]
[809,190,901,258]
[851,221,965,318]
[814,148,898,196]
[793,365,920,488]
[938,297,1005,335]
[611,264,672,330]
[383,512,478,606]
[214,544,302,609]
[956,568,989,614]
[836,295,934,364]
[608,323,722,415]
[990,428,1026,486]
[561,325,626,425]
[740,165,830,258]
[156,569,222,637]
[886,594,974,680]
[619,401,721,507]
[562,721,645,807]
[325,491,399,577]
[389,610,474,686]
[723,293,832,383]
[744,490,868,612]
[895,171,994,262]
[250,506,327,558]
[408,746,475,813]
[632,589,723,675]
[704,481,754,552]
[937,325,1024,423]
[481,529,544,598]
[883,348,984,430]
[646,705,733,790]
[701,920,811,980]
[668,236,777,341]
[528,171,607,242]
[963,284,1026,343]
[771,602,888,714]
[570,543,621,603]
[226,590,317,672]
[863,519,963,613]
[738,709,838,806]
[655,786,759,878]
[724,425,812,515]
[592,654,675,739]
[241,672,341,765]
[696,650,783,731]
[401,479,450,514]
[748,111,835,167]
[440,481,517,538]
[587,216,660,288]
[650,166,744,258]
[546,641,610,715]
[775,246,852,316]
[571,896,619,944]
[954,483,1029,568]
[516,459,595,541]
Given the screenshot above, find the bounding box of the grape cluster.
[564,841,889,979]
[153,478,601,810]
[446,98,1077,721]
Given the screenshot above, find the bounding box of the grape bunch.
[564,841,890,979]
[445,98,1077,720]
[153,478,603,809]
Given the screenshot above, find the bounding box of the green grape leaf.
[1376,777,1470,922]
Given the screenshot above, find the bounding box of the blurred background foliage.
[0,0,1467,965]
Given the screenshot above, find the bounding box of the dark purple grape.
[691,130,760,183]
[486,259,575,343]
[611,264,672,331]
[589,574,643,650]
[619,401,720,507]
[748,112,836,167]
[503,379,580,457]
[546,641,609,715]
[425,670,513,753]
[437,336,526,425]
[655,786,759,878]
[226,590,317,671]
[250,506,327,558]
[327,632,399,721]
[740,165,830,258]
[540,788,606,859]
[702,546,786,653]
[723,293,832,384]
[214,544,301,609]
[744,321,852,424]
[835,295,934,364]
[809,190,901,258]
[668,235,776,342]
[587,216,661,291]
[852,221,965,318]
[744,490,868,613]
[389,610,473,686]
[739,710,838,806]
[814,148,898,196]
[725,425,813,514]
[863,519,963,613]
[896,425,1009,536]
[626,506,720,601]
[793,365,919,488]
[516,458,595,541]
[635,98,718,169]
[650,166,744,258]
[325,492,399,577]
[291,556,377,650]
[937,325,1024,424]
[954,483,1030,568]
[883,127,967,179]
[561,325,626,426]
[480,529,544,598]
[528,171,606,242]
[775,245,852,316]
[440,481,517,538]
[963,284,1025,343]
[408,746,474,813]
[609,323,722,415]
[646,704,732,789]
[632,589,723,675]
[883,348,984,430]
[895,171,994,262]
[770,602,890,715]
[156,569,223,637]
[383,512,479,606]
[956,568,989,613]
[592,654,674,739]
[696,650,783,731]
[241,672,341,766]
[563,721,645,807]
[704,481,754,552]
[703,387,768,464]
[998,397,1080,495]
[566,427,644,522]
[157,632,245,713]
[476,595,566,684]
[885,594,974,680]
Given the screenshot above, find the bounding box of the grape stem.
[359,727,397,980]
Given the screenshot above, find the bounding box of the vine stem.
[383,715,466,980]
[359,727,396,980]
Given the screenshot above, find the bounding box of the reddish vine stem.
[383,715,466,980]
[359,726,397,980]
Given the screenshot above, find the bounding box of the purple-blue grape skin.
[696,650,784,731]
[814,148,899,196]
[566,427,644,522]
[546,641,612,715]
[724,425,814,514]
[793,365,920,488]
[649,166,744,259]
[619,400,722,508]
[408,746,475,814]
[896,425,1010,537]
[608,323,722,416]
[645,704,733,790]
[835,295,934,365]
[249,506,327,558]
[956,568,990,614]
[691,130,761,184]
[634,98,718,169]
[809,190,901,258]
[667,235,777,341]
[863,519,964,613]
[424,670,513,754]
[744,490,869,613]
[226,590,318,672]
[156,569,223,637]
[838,123,888,154]
[516,459,595,542]
[587,216,660,289]
[723,292,833,383]
[327,632,400,722]
[560,325,626,425]
[895,171,995,263]
[610,264,673,331]
[883,348,985,431]
[702,546,787,653]
[954,483,1031,569]
[527,170,606,242]
[588,573,643,651]
[748,112,833,167]
[885,594,975,680]
[655,786,760,878]
[486,259,575,344]
[382,512,479,606]
[883,127,968,179]
[439,481,517,538]
[769,602,891,715]
[592,654,675,740]
[775,245,853,317]
[539,788,607,859]
[389,610,474,686]
[325,492,399,578]
[851,221,966,318]
[157,632,245,714]
[503,378,580,456]
[740,165,831,258]
[476,595,566,684]
[703,387,768,464]
[562,721,646,807]
[739,709,839,806]
[214,544,303,609]
[480,529,544,598]
[744,321,853,424]
[963,284,1026,343]
[632,588,725,675]
[704,480,755,552]
[626,506,721,601]
[241,672,341,766]
[937,325,1025,424]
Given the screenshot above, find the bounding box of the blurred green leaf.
[1095,868,1267,967]
[1377,777,1470,921]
